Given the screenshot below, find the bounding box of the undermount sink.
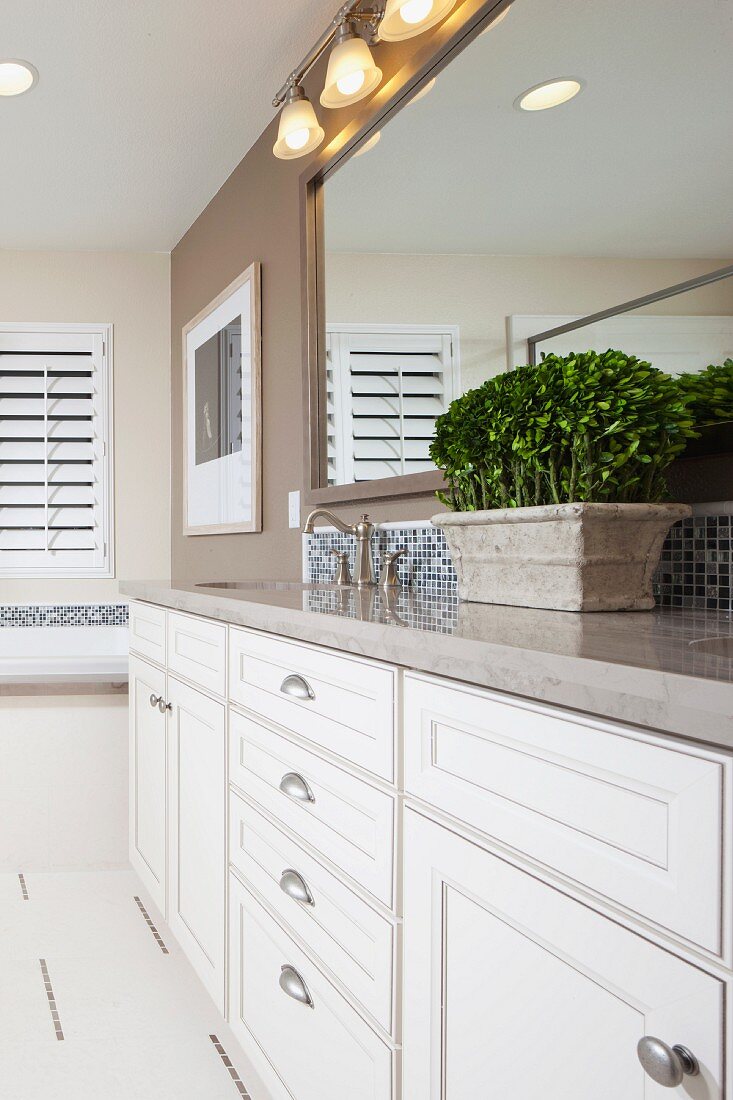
[689,637,733,658]
[195,580,323,591]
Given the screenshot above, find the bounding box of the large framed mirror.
[303,0,733,505]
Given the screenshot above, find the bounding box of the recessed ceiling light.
[0,59,38,97]
[515,78,583,112]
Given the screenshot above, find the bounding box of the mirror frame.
[300,0,512,507]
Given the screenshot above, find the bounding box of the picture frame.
[182,262,262,535]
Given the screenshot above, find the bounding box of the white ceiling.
[326,0,733,258]
[0,0,337,251]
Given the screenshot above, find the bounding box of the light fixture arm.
[272,1,385,107]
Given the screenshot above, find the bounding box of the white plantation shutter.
[326,325,459,485]
[0,326,112,577]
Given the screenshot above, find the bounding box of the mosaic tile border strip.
[18,873,29,901]
[39,959,64,1041]
[306,515,733,612]
[0,603,128,628]
[210,1035,252,1098]
[134,896,169,954]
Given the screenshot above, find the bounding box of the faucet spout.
[302,509,377,586]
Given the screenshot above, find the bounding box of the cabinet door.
[168,677,226,1011]
[129,654,167,915]
[403,809,724,1100]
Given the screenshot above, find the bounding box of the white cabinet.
[168,676,226,1012]
[129,654,167,914]
[402,808,724,1100]
[229,875,395,1100]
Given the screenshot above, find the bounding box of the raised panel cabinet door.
[129,654,167,915]
[402,809,725,1100]
[167,677,226,1012]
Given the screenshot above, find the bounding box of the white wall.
[0,250,171,602]
[326,254,733,391]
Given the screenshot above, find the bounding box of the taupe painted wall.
[170,6,489,583]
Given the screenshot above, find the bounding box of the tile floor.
[0,869,263,1099]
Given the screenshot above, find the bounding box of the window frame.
[0,321,114,579]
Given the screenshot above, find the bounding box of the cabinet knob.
[279,868,315,906]
[637,1037,699,1087]
[149,693,162,708]
[279,771,315,803]
[157,698,172,714]
[279,964,313,1008]
[280,673,315,701]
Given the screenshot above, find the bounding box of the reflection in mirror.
[194,315,242,466]
[319,0,733,488]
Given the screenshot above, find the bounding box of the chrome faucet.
[303,509,376,586]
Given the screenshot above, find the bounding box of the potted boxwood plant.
[430,349,695,612]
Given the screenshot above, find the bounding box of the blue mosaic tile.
[0,604,129,628]
[306,516,733,612]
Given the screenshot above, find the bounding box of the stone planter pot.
[432,502,691,612]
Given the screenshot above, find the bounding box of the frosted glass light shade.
[320,32,382,108]
[379,0,457,41]
[273,92,325,159]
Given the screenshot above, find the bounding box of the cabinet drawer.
[229,791,395,1033]
[404,672,728,956]
[230,710,395,908]
[229,627,395,781]
[128,600,166,665]
[229,876,394,1100]
[167,611,226,697]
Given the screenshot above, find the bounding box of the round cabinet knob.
[637,1037,700,1087]
[157,698,172,714]
[149,693,162,708]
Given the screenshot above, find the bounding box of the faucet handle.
[329,548,352,586]
[379,547,407,588]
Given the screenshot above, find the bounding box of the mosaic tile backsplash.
[0,604,129,628]
[306,515,733,613]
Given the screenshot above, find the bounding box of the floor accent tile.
[18,873,29,900]
[210,1035,251,1097]
[133,896,169,954]
[39,958,64,1041]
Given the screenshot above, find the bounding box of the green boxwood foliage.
[676,359,733,425]
[430,349,697,512]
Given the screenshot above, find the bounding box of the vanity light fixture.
[407,75,436,104]
[516,77,583,112]
[353,130,381,155]
[320,21,382,108]
[273,84,325,159]
[0,59,38,97]
[379,0,457,41]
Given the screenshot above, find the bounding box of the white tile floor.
[0,869,263,1099]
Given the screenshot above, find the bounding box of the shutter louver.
[0,333,110,575]
[326,327,458,485]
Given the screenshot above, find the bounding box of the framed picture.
[183,262,261,534]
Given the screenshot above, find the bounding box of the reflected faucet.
[303,509,376,586]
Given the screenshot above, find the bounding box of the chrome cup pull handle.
[279,771,315,803]
[279,964,313,1008]
[637,1037,700,1087]
[149,693,162,708]
[279,868,315,906]
[280,673,315,701]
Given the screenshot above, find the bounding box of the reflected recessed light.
[515,78,583,112]
[0,59,38,97]
[408,76,436,105]
[354,131,381,157]
[480,5,511,34]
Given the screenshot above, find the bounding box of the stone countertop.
[120,580,733,750]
